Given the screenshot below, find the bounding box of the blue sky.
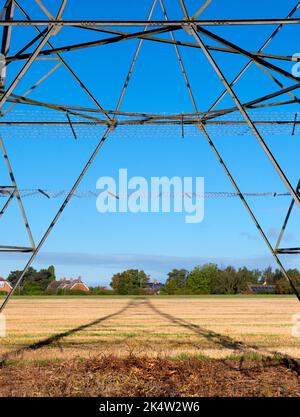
[0,0,300,286]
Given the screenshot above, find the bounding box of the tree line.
[110,265,300,295]
[3,264,300,295]
[159,265,300,295]
[7,266,56,295]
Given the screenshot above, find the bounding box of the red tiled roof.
[47,278,88,291]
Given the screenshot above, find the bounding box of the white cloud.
[2,250,298,276]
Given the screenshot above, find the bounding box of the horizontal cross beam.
[0,19,300,27]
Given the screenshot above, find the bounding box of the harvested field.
[1,296,300,360]
[0,296,300,396]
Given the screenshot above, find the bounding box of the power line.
[0,189,291,199]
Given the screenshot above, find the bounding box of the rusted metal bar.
[8,24,293,63]
[7,25,180,61]
[0,245,33,252]
[0,19,300,27]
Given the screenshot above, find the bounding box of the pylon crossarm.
[14,0,112,123]
[275,248,300,255]
[7,25,181,62]
[1,19,300,27]
[204,1,300,118]
[0,245,33,253]
[6,27,297,64]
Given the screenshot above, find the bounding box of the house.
[0,277,12,293]
[144,279,164,295]
[243,283,275,294]
[47,277,89,292]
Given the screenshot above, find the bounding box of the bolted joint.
[50,22,63,36]
[108,120,118,129]
[181,22,197,36]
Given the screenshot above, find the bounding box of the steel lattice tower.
[0,0,300,311]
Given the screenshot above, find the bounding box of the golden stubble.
[1,296,299,362]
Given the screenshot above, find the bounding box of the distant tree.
[22,281,43,295]
[212,266,236,294]
[236,267,260,285]
[187,264,219,294]
[35,268,54,291]
[211,266,256,294]
[110,269,149,295]
[47,265,56,282]
[161,279,182,295]
[8,267,37,290]
[275,269,300,294]
[7,266,54,294]
[160,269,190,294]
[167,269,189,288]
[272,269,284,284]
